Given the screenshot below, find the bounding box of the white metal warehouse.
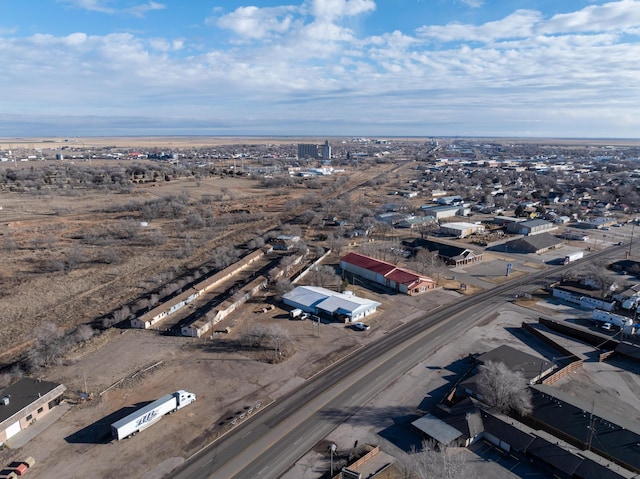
[282,286,381,322]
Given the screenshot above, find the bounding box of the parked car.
[352,322,370,331]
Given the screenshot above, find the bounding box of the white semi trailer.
[592,309,633,329]
[111,390,196,440]
[563,251,584,265]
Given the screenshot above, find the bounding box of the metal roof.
[282,286,381,314]
[411,413,463,445]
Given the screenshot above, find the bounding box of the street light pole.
[328,443,337,477]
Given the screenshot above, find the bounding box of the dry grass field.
[0,149,403,371]
[0,161,340,365]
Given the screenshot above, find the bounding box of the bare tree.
[1,233,17,253]
[99,248,121,264]
[105,305,131,328]
[308,265,341,288]
[74,324,95,342]
[247,236,265,249]
[65,243,86,270]
[148,229,167,246]
[113,218,141,239]
[477,360,533,416]
[31,235,44,250]
[242,325,293,362]
[210,245,241,270]
[28,322,67,370]
[243,326,271,348]
[274,278,293,298]
[402,440,473,479]
[328,233,347,254]
[266,325,292,363]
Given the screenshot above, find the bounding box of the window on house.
[26,414,33,421]
[37,407,44,414]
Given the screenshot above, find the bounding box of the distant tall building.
[322,140,331,161]
[297,143,319,159]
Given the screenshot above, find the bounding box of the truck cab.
[176,390,196,409]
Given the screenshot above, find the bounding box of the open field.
[1,137,329,149]
[0,172,284,360]
[4,136,640,150]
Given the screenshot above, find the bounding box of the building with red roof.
[340,252,436,295]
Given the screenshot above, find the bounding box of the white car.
[352,322,370,331]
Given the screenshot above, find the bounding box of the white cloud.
[418,1,640,44]
[60,0,166,16]
[417,9,543,42]
[214,6,297,40]
[304,0,376,21]
[149,37,184,52]
[125,1,166,17]
[60,0,115,14]
[539,0,640,34]
[460,0,483,7]
[0,26,19,35]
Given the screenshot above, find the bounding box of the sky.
[1,0,640,138]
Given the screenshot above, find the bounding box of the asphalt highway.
[171,246,617,479]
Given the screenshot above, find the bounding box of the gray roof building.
[507,218,556,236]
[501,232,565,254]
[282,285,381,322]
[0,378,66,445]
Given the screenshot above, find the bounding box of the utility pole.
[586,400,596,451]
[328,443,337,477]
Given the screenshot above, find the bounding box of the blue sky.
[1,0,640,138]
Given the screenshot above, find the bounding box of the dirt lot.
[0,280,466,478]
